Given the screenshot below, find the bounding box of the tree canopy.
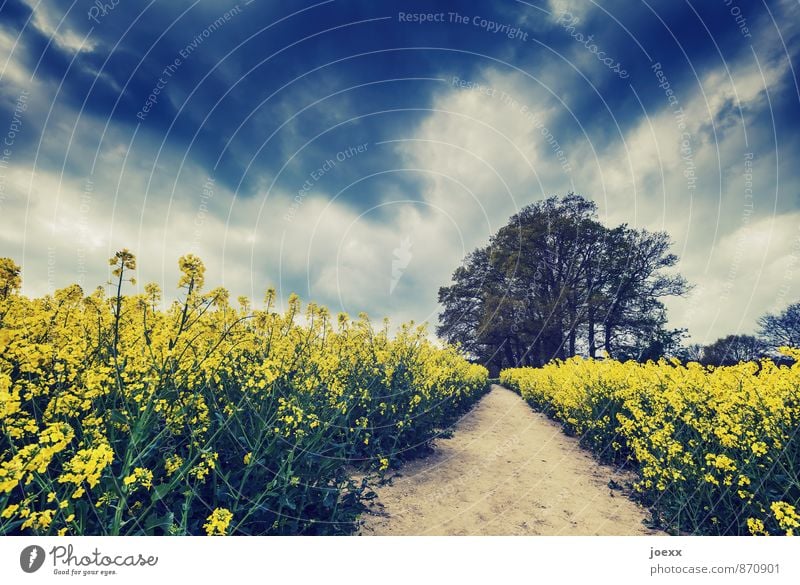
[758,302,800,350]
[437,194,689,373]
[700,334,767,366]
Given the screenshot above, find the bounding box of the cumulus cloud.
[391,36,797,342]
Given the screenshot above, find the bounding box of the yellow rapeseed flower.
[122,467,153,492]
[203,507,233,536]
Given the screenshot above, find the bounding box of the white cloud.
[671,213,800,344]
[388,35,795,342]
[547,0,593,21]
[21,0,96,54]
[0,29,32,89]
[0,140,463,331]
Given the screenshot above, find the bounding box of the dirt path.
[359,385,662,535]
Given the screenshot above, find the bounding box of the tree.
[675,342,704,363]
[486,193,600,365]
[758,302,800,351]
[437,194,690,371]
[598,228,689,358]
[437,248,493,360]
[0,257,21,300]
[701,334,766,366]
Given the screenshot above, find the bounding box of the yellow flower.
[189,452,218,482]
[21,509,55,531]
[58,442,114,489]
[95,493,112,508]
[499,352,800,537]
[747,518,768,535]
[771,501,800,533]
[164,454,183,477]
[203,508,233,536]
[122,467,153,492]
[243,452,252,465]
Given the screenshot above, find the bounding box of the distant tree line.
[437,194,689,374]
[688,303,800,366]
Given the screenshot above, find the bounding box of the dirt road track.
[359,385,663,535]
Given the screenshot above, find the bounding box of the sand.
[359,385,663,535]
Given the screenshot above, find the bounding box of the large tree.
[437,194,689,372]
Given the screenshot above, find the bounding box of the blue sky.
[0,0,798,343]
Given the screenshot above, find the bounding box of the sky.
[0,0,798,344]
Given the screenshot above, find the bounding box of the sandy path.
[359,385,662,535]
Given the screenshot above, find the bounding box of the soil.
[359,385,664,536]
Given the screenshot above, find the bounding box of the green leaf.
[144,511,174,535]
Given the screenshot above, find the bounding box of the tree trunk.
[512,336,523,366]
[555,329,566,361]
[604,325,613,358]
[532,337,544,366]
[502,338,516,368]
